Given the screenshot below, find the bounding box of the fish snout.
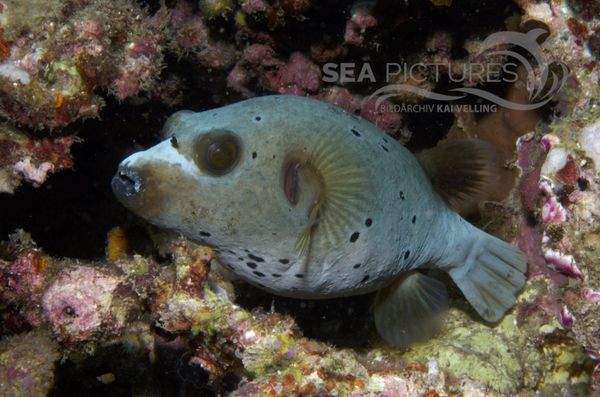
[112,165,143,199]
[111,158,182,222]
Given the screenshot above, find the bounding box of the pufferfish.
[112,95,527,346]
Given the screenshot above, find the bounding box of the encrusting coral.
[0,223,595,396]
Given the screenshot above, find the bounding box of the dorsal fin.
[415,139,498,215]
[295,129,369,256]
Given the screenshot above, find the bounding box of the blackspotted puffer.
[112,95,527,346]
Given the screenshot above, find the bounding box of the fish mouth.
[112,165,143,199]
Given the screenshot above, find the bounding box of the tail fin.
[448,233,527,322]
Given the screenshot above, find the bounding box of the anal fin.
[374,271,449,347]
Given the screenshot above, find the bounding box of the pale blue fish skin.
[112,95,520,305]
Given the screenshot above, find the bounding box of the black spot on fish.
[353,263,361,269]
[361,275,370,283]
[399,191,405,200]
[170,136,178,149]
[350,232,360,243]
[412,215,416,224]
[272,273,281,278]
[248,254,265,262]
[227,249,236,254]
[246,262,257,269]
[351,128,361,137]
[383,137,389,143]
[295,274,304,278]
[238,257,244,261]
[199,231,211,237]
[381,145,389,152]
[252,151,257,159]
[404,250,410,260]
[279,259,290,264]
[365,218,372,227]
[253,271,265,277]
[254,116,262,121]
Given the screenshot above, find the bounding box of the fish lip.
[112,166,142,199]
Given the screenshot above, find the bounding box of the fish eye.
[195,131,241,175]
[206,140,237,171]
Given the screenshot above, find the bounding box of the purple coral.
[542,196,568,224]
[559,305,574,329]
[543,249,583,280]
[539,178,568,224]
[582,288,600,302]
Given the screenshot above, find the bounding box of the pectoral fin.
[294,129,369,255]
[374,271,449,347]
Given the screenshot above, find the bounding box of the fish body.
[113,95,526,346]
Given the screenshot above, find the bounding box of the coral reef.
[0,123,75,193]
[0,230,593,396]
[0,0,165,130]
[0,330,60,397]
[0,0,599,395]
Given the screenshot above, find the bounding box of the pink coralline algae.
[227,45,321,97]
[160,0,236,70]
[0,0,165,130]
[12,157,55,187]
[1,251,47,301]
[360,96,404,134]
[272,52,322,96]
[0,330,61,397]
[344,2,378,47]
[0,243,50,326]
[0,125,75,193]
[111,36,164,100]
[240,0,269,15]
[42,265,126,345]
[313,86,361,114]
